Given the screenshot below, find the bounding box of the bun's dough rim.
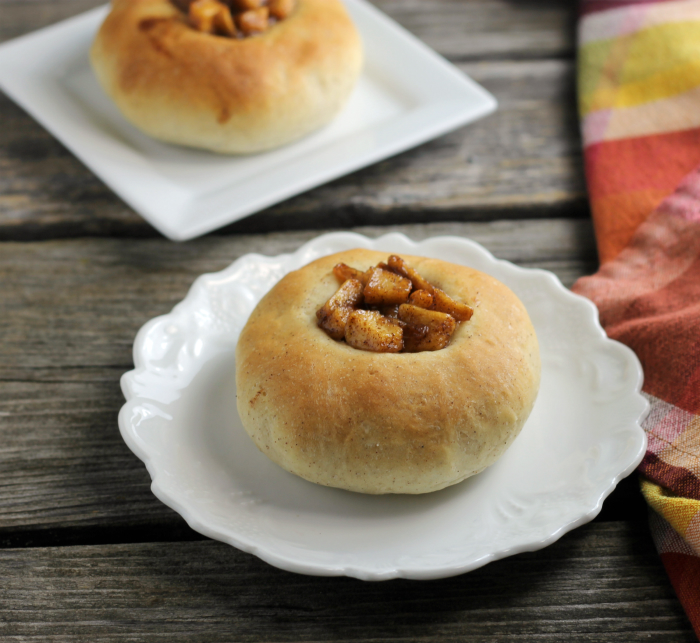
[90,0,363,153]
[236,249,541,495]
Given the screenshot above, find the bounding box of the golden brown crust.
[235,249,541,494]
[90,0,363,153]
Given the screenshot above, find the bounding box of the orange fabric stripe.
[586,128,700,197]
[589,189,670,262]
[586,127,700,262]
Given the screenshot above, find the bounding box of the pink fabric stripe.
[580,1,651,43]
[645,395,696,454]
[582,109,614,147]
[658,168,700,221]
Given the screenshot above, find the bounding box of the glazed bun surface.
[235,249,541,495]
[90,0,363,153]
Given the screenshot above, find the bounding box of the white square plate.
[0,2,497,241]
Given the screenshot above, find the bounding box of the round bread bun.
[90,0,363,154]
[235,249,541,495]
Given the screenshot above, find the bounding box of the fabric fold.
[576,0,700,636]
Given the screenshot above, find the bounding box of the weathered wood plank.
[0,379,173,532]
[0,219,653,560]
[0,0,103,44]
[0,59,586,239]
[0,0,575,61]
[0,220,599,533]
[0,219,596,380]
[373,0,575,61]
[0,522,694,641]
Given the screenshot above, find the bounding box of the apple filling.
[172,0,296,38]
[317,255,473,353]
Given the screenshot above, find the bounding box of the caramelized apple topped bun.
[235,249,541,495]
[90,0,363,153]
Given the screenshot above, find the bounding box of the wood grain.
[0,523,694,641]
[373,0,575,61]
[0,220,597,533]
[0,1,692,638]
[0,59,586,239]
[0,0,575,60]
[0,220,596,381]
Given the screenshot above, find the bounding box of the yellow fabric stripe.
[641,477,700,538]
[613,60,700,110]
[580,20,700,116]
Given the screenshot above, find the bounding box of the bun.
[235,249,541,495]
[90,0,363,153]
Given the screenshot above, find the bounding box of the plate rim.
[118,231,649,580]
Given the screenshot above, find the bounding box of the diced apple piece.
[401,323,429,352]
[316,279,363,339]
[236,6,269,34]
[315,307,350,340]
[328,277,363,308]
[408,286,472,321]
[213,3,236,35]
[189,0,234,34]
[344,310,403,353]
[408,289,433,309]
[432,288,474,322]
[333,263,369,286]
[387,255,434,292]
[268,0,296,19]
[398,304,456,352]
[363,268,412,305]
[398,303,455,329]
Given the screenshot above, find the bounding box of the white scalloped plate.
[119,233,648,580]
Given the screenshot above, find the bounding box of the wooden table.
[1,1,697,640]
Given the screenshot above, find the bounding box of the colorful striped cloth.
[574,0,700,635]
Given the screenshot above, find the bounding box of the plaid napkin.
[574,0,700,634]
